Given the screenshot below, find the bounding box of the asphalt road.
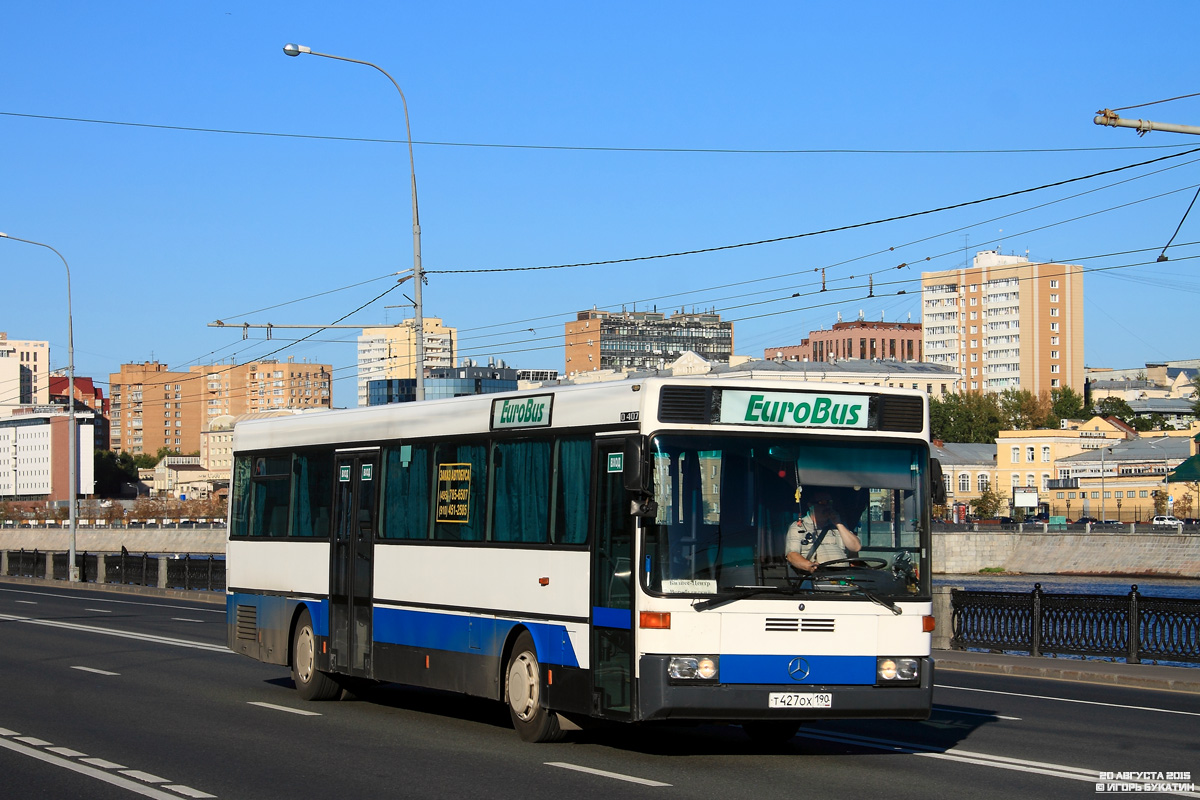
[2,582,1197,800]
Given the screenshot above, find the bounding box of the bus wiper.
[693,585,789,612]
[833,581,902,615]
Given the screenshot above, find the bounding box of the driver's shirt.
[786,515,851,565]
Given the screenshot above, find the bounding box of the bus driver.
[785,490,861,573]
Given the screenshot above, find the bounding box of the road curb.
[0,575,224,606]
[935,650,1200,694]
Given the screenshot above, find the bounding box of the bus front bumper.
[636,655,934,722]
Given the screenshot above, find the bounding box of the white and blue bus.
[227,378,940,743]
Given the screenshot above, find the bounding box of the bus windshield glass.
[642,433,929,600]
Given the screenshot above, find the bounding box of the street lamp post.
[282,43,426,401]
[0,232,78,580]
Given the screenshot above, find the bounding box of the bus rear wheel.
[505,632,564,743]
[291,609,340,701]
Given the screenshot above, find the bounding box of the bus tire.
[291,609,340,701]
[741,720,800,745]
[505,632,564,743]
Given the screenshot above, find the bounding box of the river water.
[936,573,1200,600]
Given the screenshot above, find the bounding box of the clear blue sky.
[3,1,1198,408]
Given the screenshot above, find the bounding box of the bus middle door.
[591,442,634,719]
[331,451,378,677]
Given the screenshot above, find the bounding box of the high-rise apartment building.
[357,318,456,406]
[0,332,50,411]
[921,250,1083,394]
[565,309,733,375]
[109,359,332,456]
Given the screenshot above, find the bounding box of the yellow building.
[995,416,1128,515]
[358,318,457,407]
[922,250,1084,394]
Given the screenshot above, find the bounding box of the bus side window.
[492,439,551,544]
[434,441,488,542]
[291,450,334,538]
[553,436,591,544]
[381,444,431,540]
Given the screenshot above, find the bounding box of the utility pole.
[1093,109,1200,136]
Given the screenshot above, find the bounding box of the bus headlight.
[668,656,719,681]
[877,657,920,683]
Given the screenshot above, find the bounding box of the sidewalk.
[935,648,1200,694]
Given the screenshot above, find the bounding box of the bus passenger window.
[381,444,431,539]
[492,440,550,544]
[434,442,488,542]
[553,437,591,545]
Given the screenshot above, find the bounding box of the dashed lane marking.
[247,701,321,717]
[72,666,120,676]
[545,762,671,787]
[0,726,215,798]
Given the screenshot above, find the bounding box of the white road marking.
[82,757,127,769]
[0,613,230,653]
[48,747,87,757]
[937,683,1200,717]
[85,608,112,613]
[545,762,672,787]
[171,618,206,623]
[72,666,120,676]
[248,701,322,717]
[121,769,169,784]
[932,704,1021,721]
[0,736,200,800]
[15,600,37,605]
[15,736,52,746]
[0,586,223,614]
[797,729,1200,798]
[166,785,217,798]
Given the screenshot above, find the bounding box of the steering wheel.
[813,557,888,571]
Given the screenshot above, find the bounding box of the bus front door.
[591,443,633,719]
[331,452,378,677]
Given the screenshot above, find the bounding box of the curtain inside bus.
[381,444,431,539]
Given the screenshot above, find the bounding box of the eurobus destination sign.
[720,390,869,429]
[491,394,553,430]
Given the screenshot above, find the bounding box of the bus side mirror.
[930,457,946,505]
[622,436,651,495]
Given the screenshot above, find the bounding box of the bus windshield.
[642,433,930,600]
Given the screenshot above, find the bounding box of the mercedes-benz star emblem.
[787,657,811,681]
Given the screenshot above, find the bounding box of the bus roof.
[232,376,928,453]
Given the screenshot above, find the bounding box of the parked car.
[1074,516,1099,525]
[1152,515,1183,528]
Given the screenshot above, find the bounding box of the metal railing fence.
[3,549,225,593]
[952,584,1200,664]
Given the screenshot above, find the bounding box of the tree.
[1050,386,1086,423]
[930,392,1003,443]
[1094,396,1135,424]
[998,388,1053,431]
[971,486,1006,518]
[93,449,140,497]
[1191,375,1200,417]
[1175,491,1194,520]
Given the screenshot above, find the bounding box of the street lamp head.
[283,43,311,57]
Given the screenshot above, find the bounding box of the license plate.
[768,692,832,709]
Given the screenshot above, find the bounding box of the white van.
[1152,515,1182,528]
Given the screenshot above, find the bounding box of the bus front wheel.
[291,609,340,701]
[505,632,564,743]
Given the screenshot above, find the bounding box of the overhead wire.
[2,109,1195,155]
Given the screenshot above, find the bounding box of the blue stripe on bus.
[720,654,876,685]
[592,606,631,630]
[372,607,580,668]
